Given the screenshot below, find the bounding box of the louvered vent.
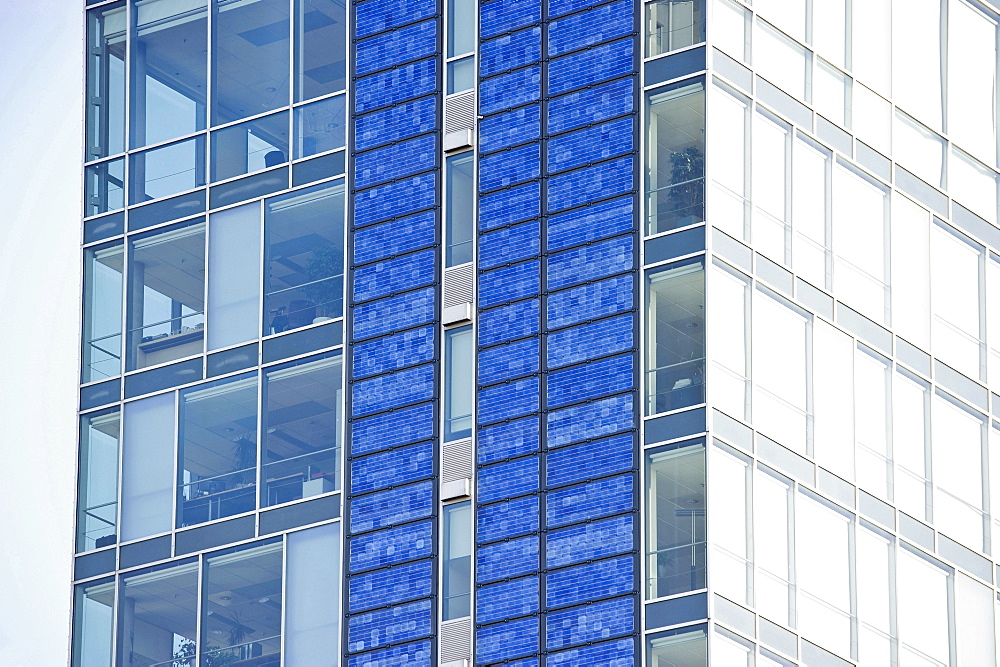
[444,90,476,134]
[443,263,475,308]
[439,617,472,663]
[441,437,474,483]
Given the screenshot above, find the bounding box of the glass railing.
[646,539,707,599]
[647,178,706,235]
[647,358,705,415]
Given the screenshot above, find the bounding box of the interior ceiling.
[264,360,341,462]
[124,563,200,639]
[183,378,258,478]
[134,227,206,312]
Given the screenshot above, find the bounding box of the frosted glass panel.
[955,572,997,667]
[208,202,261,350]
[121,392,175,541]
[286,523,340,665]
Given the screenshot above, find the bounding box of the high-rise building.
[70,0,1000,664]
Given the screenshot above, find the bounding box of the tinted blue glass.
[129,135,206,204]
[296,0,348,101]
[86,158,125,216]
[295,94,347,158]
[211,110,289,181]
[264,180,346,334]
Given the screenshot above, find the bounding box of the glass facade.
[73,0,1000,664]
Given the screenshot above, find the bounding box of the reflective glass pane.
[892,0,943,129]
[645,439,706,599]
[712,0,747,62]
[708,263,747,420]
[646,259,705,415]
[897,549,951,665]
[893,370,930,521]
[202,540,283,664]
[448,0,476,57]
[812,0,846,67]
[121,392,175,541]
[83,242,124,382]
[950,147,998,225]
[791,138,829,289]
[294,94,346,159]
[948,0,998,165]
[796,493,851,657]
[932,393,985,549]
[753,468,792,625]
[753,19,807,101]
[264,180,345,334]
[989,257,1000,385]
[707,84,747,240]
[262,354,342,507]
[813,59,848,128]
[179,372,259,527]
[646,80,706,235]
[832,164,887,324]
[129,135,206,204]
[118,560,199,667]
[72,579,115,667]
[208,203,261,351]
[851,84,891,156]
[443,501,472,619]
[931,224,982,379]
[295,0,348,102]
[127,220,206,371]
[77,409,121,552]
[447,55,475,94]
[130,0,207,149]
[211,111,289,182]
[445,326,473,441]
[709,444,750,604]
[213,0,290,125]
[712,630,752,666]
[857,527,892,666]
[285,524,340,664]
[86,2,126,161]
[955,572,997,666]
[86,158,125,216]
[754,0,804,41]
[890,195,931,348]
[647,626,707,666]
[752,289,808,452]
[894,111,945,189]
[446,152,474,267]
[751,111,789,263]
[645,0,706,57]
[813,319,853,480]
[855,347,890,499]
[852,0,890,94]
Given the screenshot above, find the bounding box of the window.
[897,548,951,666]
[707,262,748,421]
[791,136,830,290]
[856,526,893,665]
[989,255,1000,385]
[130,0,207,150]
[709,443,751,605]
[753,467,792,626]
[212,0,290,125]
[202,540,283,664]
[444,326,473,441]
[285,523,341,663]
[72,578,114,667]
[294,95,347,159]
[852,0,890,94]
[752,288,809,453]
[211,111,290,182]
[712,0,748,62]
[442,501,472,619]
[645,0,705,58]
[178,372,259,527]
[645,438,706,599]
[890,195,931,349]
[295,0,348,102]
[753,19,808,102]
[86,1,125,161]
[445,152,475,267]
[751,110,790,264]
[892,0,943,130]
[707,83,748,240]
[931,224,984,380]
[117,560,199,666]
[82,242,124,382]
[207,202,261,351]
[832,163,888,325]
[262,353,342,507]
[126,220,206,371]
[128,135,206,204]
[893,110,945,189]
[446,0,475,94]
[646,80,706,235]
[949,0,998,165]
[854,346,891,500]
[77,409,120,552]
[893,369,931,522]
[646,625,707,666]
[646,258,705,415]
[264,180,345,335]
[121,392,175,542]
[812,319,853,480]
[950,147,998,225]
[932,392,986,551]
[85,158,125,216]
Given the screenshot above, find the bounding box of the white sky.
[0,1,82,663]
